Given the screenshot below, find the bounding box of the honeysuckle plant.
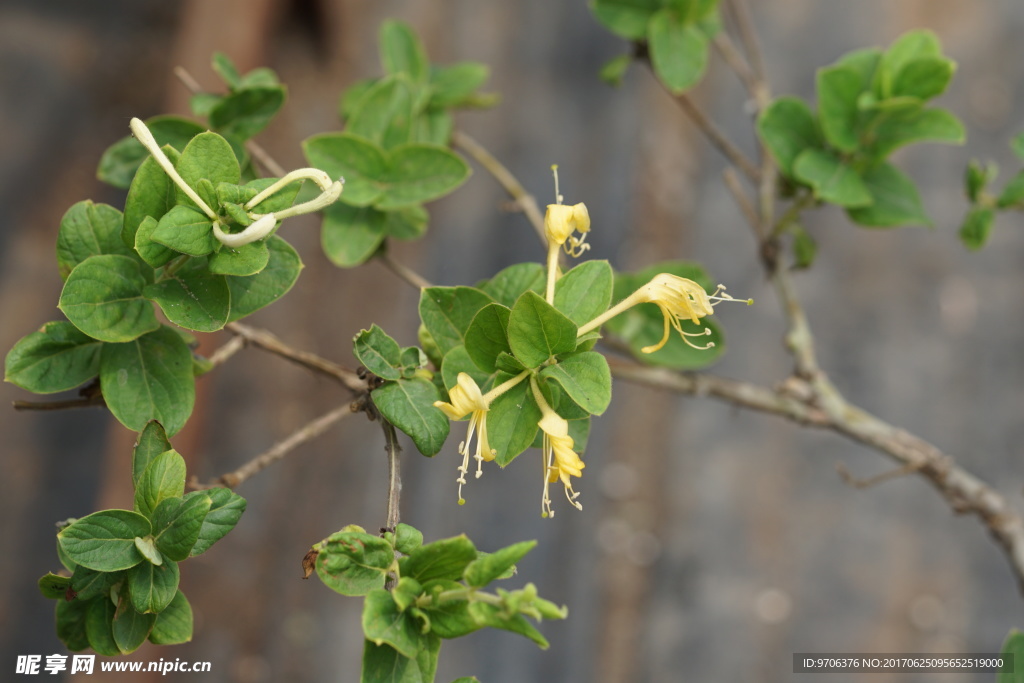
[10,5,1019,682]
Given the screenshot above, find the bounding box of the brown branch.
[225,322,366,392]
[836,461,925,490]
[671,92,761,184]
[451,129,547,247]
[378,250,433,289]
[609,361,1024,594]
[381,419,402,532]
[13,396,105,411]
[206,333,246,369]
[190,402,357,489]
[712,32,760,97]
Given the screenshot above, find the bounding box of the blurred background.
[2,1,1024,681]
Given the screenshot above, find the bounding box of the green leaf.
[430,62,490,107]
[1011,131,1024,162]
[478,262,545,308]
[346,75,416,148]
[186,487,246,556]
[998,169,1024,209]
[152,493,212,561]
[757,97,823,178]
[99,325,195,436]
[418,579,479,639]
[385,205,429,240]
[648,9,710,94]
[881,29,942,86]
[135,216,176,268]
[846,162,931,228]
[174,132,241,210]
[793,148,872,207]
[321,203,387,267]
[316,529,394,596]
[123,148,182,249]
[5,321,102,393]
[56,201,135,281]
[464,303,512,373]
[372,378,450,457]
[360,641,423,683]
[71,565,121,601]
[790,223,817,269]
[112,592,156,654]
[355,324,404,381]
[225,235,303,321]
[380,21,429,83]
[150,205,216,256]
[86,594,120,656]
[134,449,186,518]
[304,133,390,207]
[486,374,541,467]
[207,240,270,277]
[463,540,536,588]
[419,286,496,356]
[599,54,632,87]
[998,629,1024,683]
[394,523,423,555]
[143,257,230,332]
[553,260,614,327]
[98,116,204,190]
[377,144,471,210]
[133,421,172,487]
[134,535,163,565]
[440,344,492,395]
[959,206,995,250]
[210,86,287,141]
[38,572,72,600]
[508,291,578,368]
[589,0,661,39]
[816,65,864,153]
[891,57,955,100]
[363,589,422,658]
[58,510,152,572]
[399,535,477,583]
[148,590,193,645]
[467,602,548,649]
[59,254,160,343]
[864,107,965,160]
[55,598,91,651]
[539,352,612,416]
[127,559,179,613]
[212,52,242,89]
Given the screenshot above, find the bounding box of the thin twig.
[451,129,547,247]
[722,167,760,236]
[725,0,768,87]
[713,33,760,96]
[378,250,433,289]
[207,334,246,369]
[13,396,105,411]
[226,322,366,392]
[672,93,761,183]
[190,403,357,489]
[381,419,403,532]
[836,461,926,490]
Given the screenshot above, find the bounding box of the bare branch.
[190,402,357,489]
[13,396,105,411]
[671,92,761,184]
[451,129,547,247]
[610,361,1024,594]
[225,322,366,392]
[381,419,402,532]
[378,250,433,289]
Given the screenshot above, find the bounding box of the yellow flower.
[537,412,585,517]
[433,373,494,504]
[636,274,748,353]
[544,202,591,257]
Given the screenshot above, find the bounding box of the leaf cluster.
[304,21,491,267]
[39,422,245,655]
[312,523,565,683]
[958,131,1024,250]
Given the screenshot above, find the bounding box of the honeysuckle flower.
[543,166,591,303]
[130,117,343,249]
[577,273,752,353]
[530,378,584,517]
[434,370,529,504]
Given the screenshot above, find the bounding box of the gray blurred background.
[2,1,1023,681]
